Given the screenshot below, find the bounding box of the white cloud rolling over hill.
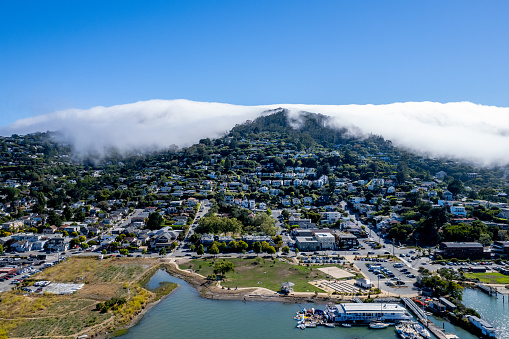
[1,100,509,166]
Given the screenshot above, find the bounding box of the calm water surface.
[462,288,509,338]
[120,270,477,339]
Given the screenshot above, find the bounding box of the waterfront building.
[330,303,412,323]
[465,315,496,338]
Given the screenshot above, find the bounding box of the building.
[1,220,23,232]
[241,235,275,247]
[295,236,319,251]
[429,299,446,313]
[492,241,509,255]
[439,297,457,312]
[465,315,496,338]
[449,205,467,217]
[330,303,412,324]
[334,233,359,249]
[314,233,335,250]
[435,242,490,259]
[355,278,372,289]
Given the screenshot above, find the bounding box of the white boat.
[324,323,335,328]
[413,322,431,338]
[306,322,317,328]
[296,323,306,330]
[341,323,352,328]
[369,322,390,329]
[395,323,419,339]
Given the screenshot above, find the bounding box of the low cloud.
[1,100,509,166]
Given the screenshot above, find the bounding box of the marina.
[293,304,431,338]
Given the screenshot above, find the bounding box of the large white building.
[331,303,412,324]
[315,233,335,250]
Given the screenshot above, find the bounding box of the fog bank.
[1,99,509,166]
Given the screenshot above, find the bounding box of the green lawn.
[180,257,357,293]
[464,272,509,284]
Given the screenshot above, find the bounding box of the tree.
[196,244,205,255]
[208,243,219,256]
[141,248,147,255]
[253,241,262,255]
[237,240,249,252]
[0,243,3,254]
[159,247,167,256]
[119,248,129,256]
[146,212,163,230]
[70,237,81,247]
[62,206,73,221]
[282,246,290,254]
[213,260,234,279]
[447,179,465,196]
[79,235,87,243]
[81,242,89,249]
[273,235,283,248]
[101,249,107,255]
[47,211,63,227]
[266,246,276,256]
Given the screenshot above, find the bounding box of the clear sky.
[1,0,508,127]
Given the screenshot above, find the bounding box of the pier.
[477,283,497,296]
[401,297,450,339]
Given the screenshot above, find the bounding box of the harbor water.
[120,270,475,339]
[462,288,509,338]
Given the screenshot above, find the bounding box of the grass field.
[464,272,509,284]
[0,256,161,338]
[179,257,360,293]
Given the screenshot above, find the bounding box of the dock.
[477,283,497,296]
[401,297,450,339]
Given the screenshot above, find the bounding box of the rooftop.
[336,303,406,313]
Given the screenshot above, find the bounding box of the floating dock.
[401,297,451,339]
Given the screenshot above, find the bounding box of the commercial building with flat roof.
[435,242,490,259]
[331,303,412,324]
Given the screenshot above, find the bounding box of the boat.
[395,323,420,339]
[324,323,335,328]
[296,323,306,330]
[306,322,317,328]
[369,322,390,329]
[341,323,352,328]
[413,322,431,338]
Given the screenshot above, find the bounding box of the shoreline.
[102,284,181,338]
[163,259,357,304]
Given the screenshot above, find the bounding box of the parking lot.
[0,254,64,293]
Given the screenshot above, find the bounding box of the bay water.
[120,270,477,339]
[462,288,509,338]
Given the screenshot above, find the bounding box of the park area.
[0,256,170,339]
[179,256,361,293]
[464,272,509,284]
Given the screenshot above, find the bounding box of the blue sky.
[1,0,508,127]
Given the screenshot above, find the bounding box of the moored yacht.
[369,322,390,329]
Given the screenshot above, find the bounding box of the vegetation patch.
[0,257,162,338]
[464,272,509,284]
[180,257,353,293]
